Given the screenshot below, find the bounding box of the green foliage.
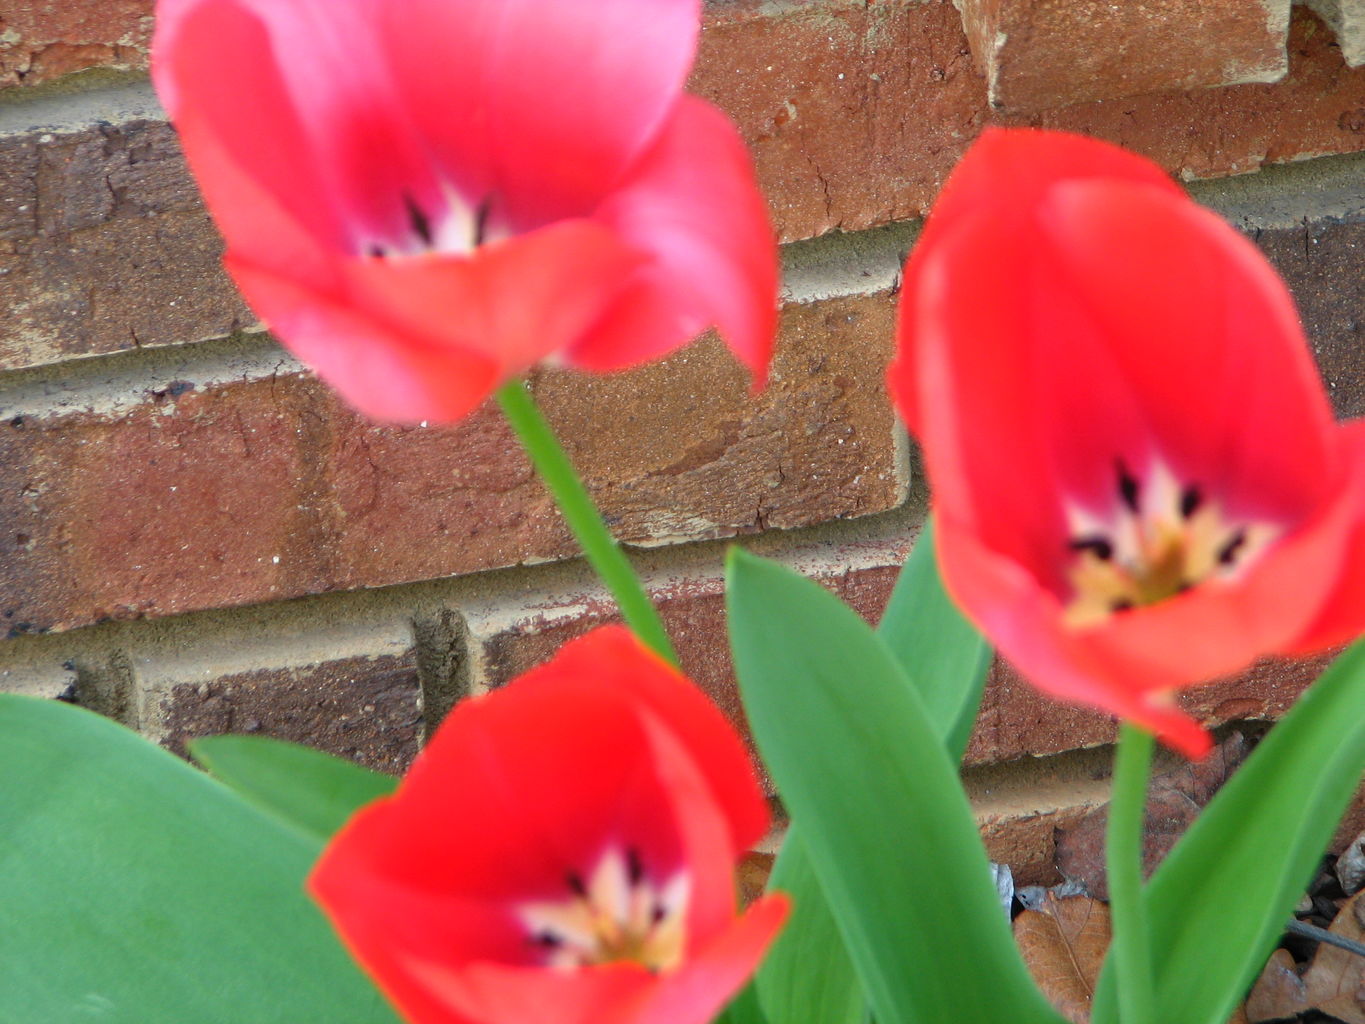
[0,696,398,1023]
[734,522,992,1024]
[1092,640,1365,1024]
[727,549,1063,1024]
[191,734,397,842]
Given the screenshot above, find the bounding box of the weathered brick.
[954,0,1290,113]
[0,1,152,87]
[1255,220,1365,420]
[694,2,1365,240]
[0,289,905,634]
[965,653,1337,766]
[0,93,255,370]
[134,616,423,774]
[459,533,910,744]
[0,653,76,700]
[2,6,1364,374]
[1302,0,1365,66]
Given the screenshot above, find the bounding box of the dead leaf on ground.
[1015,893,1111,1023]
[1056,732,1248,899]
[1015,892,1252,1024]
[1305,890,1365,1024]
[1247,891,1365,1024]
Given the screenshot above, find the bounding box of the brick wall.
[2,0,1364,885]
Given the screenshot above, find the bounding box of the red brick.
[142,622,423,775]
[695,2,1365,241]
[452,517,1354,776]
[0,1,152,87]
[0,106,256,369]
[964,653,1337,766]
[0,291,905,634]
[0,7,1362,374]
[955,0,1289,113]
[455,532,913,768]
[0,7,1362,375]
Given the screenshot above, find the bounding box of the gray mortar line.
[780,219,920,304]
[0,77,162,135]
[1190,148,1365,230]
[0,493,926,679]
[0,330,303,420]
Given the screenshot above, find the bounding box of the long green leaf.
[873,521,993,764]
[751,829,870,1024]
[877,519,993,762]
[727,550,1064,1024]
[746,521,991,1024]
[191,735,397,842]
[0,696,398,1023]
[1092,640,1365,1024]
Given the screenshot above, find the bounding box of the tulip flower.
[309,626,788,1024]
[889,128,1365,759]
[151,0,776,423]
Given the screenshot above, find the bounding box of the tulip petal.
[224,259,499,424]
[906,207,1076,587]
[628,895,791,1024]
[1039,181,1339,521]
[227,220,643,424]
[1289,422,1365,651]
[576,97,778,382]
[380,0,702,230]
[542,628,771,854]
[889,128,1182,432]
[151,0,346,249]
[311,628,777,1024]
[916,127,1181,245]
[935,516,1214,759]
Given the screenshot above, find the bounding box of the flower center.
[1063,460,1278,627]
[519,848,688,973]
[364,190,497,259]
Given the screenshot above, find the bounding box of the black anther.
[1116,460,1141,514]
[403,192,433,247]
[1070,535,1114,561]
[1180,485,1204,519]
[1218,529,1247,566]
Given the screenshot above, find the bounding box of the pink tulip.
[152,0,776,423]
[889,129,1365,758]
[310,627,788,1024]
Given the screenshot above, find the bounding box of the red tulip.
[151,0,776,423]
[309,626,788,1024]
[889,128,1365,759]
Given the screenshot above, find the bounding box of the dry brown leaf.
[1304,890,1365,1024]
[1056,733,1248,899]
[1015,893,1111,1023]
[1246,949,1310,1023]
[1246,892,1365,1023]
[1015,891,1255,1024]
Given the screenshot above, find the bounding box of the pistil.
[1064,462,1276,627]
[520,848,689,973]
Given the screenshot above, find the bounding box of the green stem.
[495,379,678,667]
[1107,722,1157,1024]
